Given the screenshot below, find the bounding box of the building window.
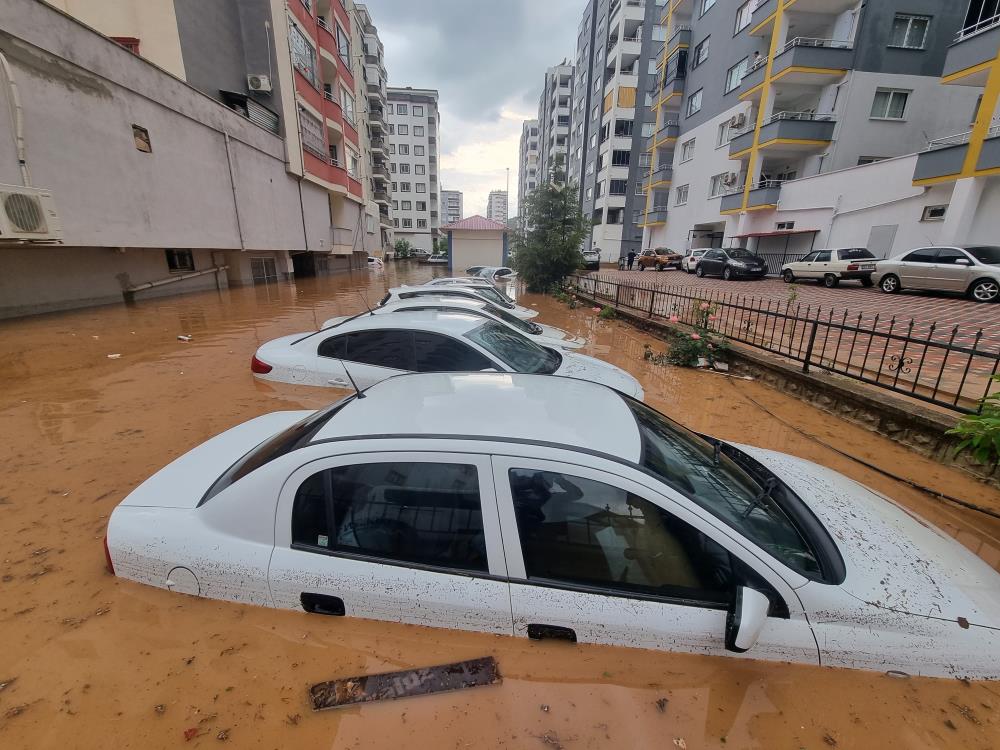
[611,150,631,166]
[716,121,731,147]
[400,182,411,192]
[416,201,426,211]
[639,152,652,168]
[414,145,425,156]
[653,25,667,41]
[402,219,413,228]
[680,138,695,162]
[415,164,426,175]
[725,58,749,94]
[132,124,152,152]
[416,183,426,193]
[857,156,886,166]
[399,144,410,155]
[298,107,325,157]
[401,200,412,210]
[165,249,194,272]
[341,89,355,125]
[393,218,399,227]
[414,126,425,136]
[397,103,408,115]
[336,24,350,66]
[890,14,930,49]
[686,89,703,117]
[392,200,398,210]
[399,163,410,174]
[708,173,729,198]
[700,0,717,16]
[735,1,754,33]
[289,25,317,86]
[398,124,409,135]
[391,182,397,191]
[692,37,710,68]
[870,88,910,120]
[776,221,795,230]
[413,105,424,116]
[389,144,396,154]
[586,187,593,199]
[921,205,948,221]
[390,162,397,173]
[112,36,141,55]
[386,103,394,114]
[641,121,655,138]
[609,179,628,195]
[675,184,689,205]
[417,219,428,228]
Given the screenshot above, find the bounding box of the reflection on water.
[0,267,998,748]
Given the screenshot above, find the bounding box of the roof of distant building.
[440,215,507,232]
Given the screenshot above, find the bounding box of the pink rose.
[669,315,679,323]
[592,307,601,312]
[708,314,717,321]
[699,302,710,311]
[691,334,701,341]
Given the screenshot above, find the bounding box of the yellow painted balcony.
[943,16,1000,86]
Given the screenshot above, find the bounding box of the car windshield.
[964,245,1000,265]
[623,398,821,578]
[465,321,561,374]
[481,302,542,334]
[839,248,874,260]
[469,286,515,307]
[727,248,756,260]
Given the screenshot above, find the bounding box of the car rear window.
[839,249,874,260]
[964,246,1000,265]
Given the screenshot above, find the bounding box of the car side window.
[292,462,487,572]
[798,252,817,263]
[317,334,347,359]
[815,251,832,263]
[509,468,738,606]
[704,250,721,260]
[935,249,970,265]
[414,332,495,372]
[334,330,415,370]
[902,248,938,263]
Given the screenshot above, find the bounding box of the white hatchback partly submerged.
[106,373,1000,680]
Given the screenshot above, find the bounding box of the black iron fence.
[567,274,1000,415]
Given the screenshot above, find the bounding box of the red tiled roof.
[440,215,507,232]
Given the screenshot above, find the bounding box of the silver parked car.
[874,245,1000,303]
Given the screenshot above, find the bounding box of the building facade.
[518,120,540,215]
[570,0,662,262]
[486,190,509,223]
[642,0,980,258]
[537,62,576,184]
[387,87,441,253]
[357,3,393,254]
[441,190,464,224]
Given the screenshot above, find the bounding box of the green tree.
[511,156,590,292]
[394,239,411,259]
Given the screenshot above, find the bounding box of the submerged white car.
[106,373,1000,680]
[322,297,585,350]
[387,286,536,319]
[252,309,642,396]
[424,276,497,289]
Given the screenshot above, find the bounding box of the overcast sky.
[370,0,581,219]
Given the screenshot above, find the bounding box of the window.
[415,164,426,175]
[890,14,930,49]
[393,219,399,227]
[641,122,655,138]
[652,25,667,41]
[680,138,696,162]
[609,179,628,195]
[392,200,398,210]
[692,37,710,68]
[389,144,396,154]
[725,58,749,94]
[675,184,689,205]
[870,88,909,120]
[509,468,737,605]
[414,332,493,371]
[165,249,194,272]
[735,1,754,33]
[414,126,425,136]
[413,105,424,116]
[901,248,938,263]
[318,330,411,368]
[776,221,795,230]
[391,182,397,191]
[401,200,412,210]
[292,462,486,572]
[414,145,425,156]
[385,103,394,115]
[416,201,427,211]
[289,25,317,86]
[402,218,413,228]
[398,124,409,135]
[399,163,410,174]
[335,24,350,65]
[341,90,355,124]
[399,144,410,155]
[856,156,886,166]
[397,103,408,115]
[686,89,703,117]
[648,58,658,76]
[132,124,152,153]
[700,0,717,15]
[708,173,729,197]
[815,251,832,263]
[921,204,948,221]
[611,149,631,166]
[399,182,411,192]
[416,183,426,193]
[298,107,325,157]
[416,219,428,228]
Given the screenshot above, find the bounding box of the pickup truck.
[637,248,682,271]
[581,248,601,270]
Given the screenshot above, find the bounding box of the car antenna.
[339,360,366,399]
[358,292,375,315]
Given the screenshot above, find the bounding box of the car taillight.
[103,535,115,575]
[847,263,859,271]
[250,355,272,374]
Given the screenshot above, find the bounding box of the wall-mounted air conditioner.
[0,184,62,242]
[248,74,272,93]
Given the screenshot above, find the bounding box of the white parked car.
[366,256,384,269]
[106,373,1000,679]
[322,296,585,349]
[425,276,496,289]
[476,266,517,281]
[389,286,536,319]
[781,248,877,288]
[252,310,642,396]
[681,249,707,274]
[582,248,601,270]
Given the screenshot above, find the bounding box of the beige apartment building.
[0,0,389,317]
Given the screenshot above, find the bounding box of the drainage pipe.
[124,265,228,296]
[0,50,31,187]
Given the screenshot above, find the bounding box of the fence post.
[802,319,819,373]
[615,280,621,308]
[648,288,656,318]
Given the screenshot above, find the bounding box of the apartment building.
[537,62,576,184]
[486,190,509,223]
[441,190,464,224]
[357,4,393,254]
[518,120,540,213]
[643,0,979,260]
[387,87,441,253]
[570,0,663,263]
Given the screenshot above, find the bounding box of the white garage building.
[442,215,509,272]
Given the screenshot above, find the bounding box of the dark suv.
[695,248,767,280]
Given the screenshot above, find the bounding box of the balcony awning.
[730,229,819,238]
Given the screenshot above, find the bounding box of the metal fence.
[567,275,1000,415]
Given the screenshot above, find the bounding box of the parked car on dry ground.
[107,372,1000,679]
[681,249,708,274]
[696,248,767,280]
[637,248,683,271]
[582,248,601,270]
[875,245,1000,303]
[781,248,876,288]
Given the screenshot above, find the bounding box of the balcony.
[374,190,390,205]
[647,165,673,187]
[943,15,1000,85]
[643,207,668,225]
[370,136,387,153]
[720,181,781,213]
[771,38,854,85]
[322,90,344,133]
[913,126,1000,182]
[372,163,390,181]
[367,82,385,101]
[664,26,690,57]
[749,0,775,36]
[728,127,756,157]
[737,57,767,99]
[757,112,835,154]
[651,121,679,147]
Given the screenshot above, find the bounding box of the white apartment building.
[357,4,393,253]
[387,87,440,252]
[518,120,540,214]
[486,190,509,223]
[441,190,464,224]
[538,62,575,183]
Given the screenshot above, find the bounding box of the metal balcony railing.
[779,37,853,55]
[926,124,1000,149]
[766,110,834,124]
[957,12,1000,42]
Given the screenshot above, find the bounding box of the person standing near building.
[626,249,636,271]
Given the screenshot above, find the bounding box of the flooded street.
[1,263,999,749]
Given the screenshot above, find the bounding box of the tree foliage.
[393,239,412,258]
[948,375,1000,466]
[511,157,589,292]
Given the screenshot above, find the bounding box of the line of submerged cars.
[104,275,1000,680]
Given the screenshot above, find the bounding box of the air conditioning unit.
[247,74,272,93]
[0,184,62,241]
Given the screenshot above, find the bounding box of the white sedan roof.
[306,309,488,340]
[424,277,493,286]
[311,372,642,460]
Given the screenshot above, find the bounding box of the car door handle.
[301,593,345,616]
[327,378,348,386]
[527,623,577,643]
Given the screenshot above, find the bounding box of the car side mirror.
[725,587,770,653]
[954,258,972,266]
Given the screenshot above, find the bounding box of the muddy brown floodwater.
[1,263,1000,749]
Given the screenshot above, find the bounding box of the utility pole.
[505,167,510,222]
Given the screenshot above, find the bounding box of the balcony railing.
[746,54,768,74]
[957,13,1000,42]
[926,124,1000,149]
[317,16,332,33]
[779,37,853,55]
[766,110,834,124]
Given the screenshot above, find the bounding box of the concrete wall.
[855,0,969,77]
[451,231,504,270]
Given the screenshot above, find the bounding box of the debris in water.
[178,335,193,342]
[673,739,687,749]
[5,704,28,718]
[655,697,669,714]
[0,678,16,692]
[536,731,563,749]
[309,656,500,711]
[154,704,166,715]
[944,719,958,731]
[285,714,301,726]
[823,733,838,746]
[540,704,550,713]
[183,727,201,741]
[216,729,230,741]
[107,354,122,359]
